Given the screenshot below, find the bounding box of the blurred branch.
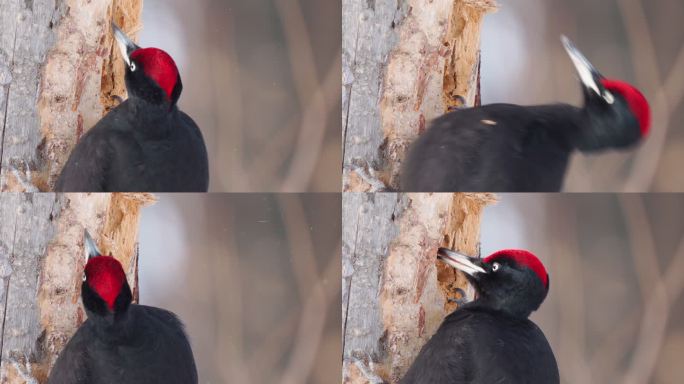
[549,199,592,384]
[274,0,339,191]
[618,195,661,297]
[618,0,684,191]
[212,208,252,384]
[589,310,641,382]
[280,247,341,384]
[618,195,684,384]
[278,195,321,300]
[247,59,340,189]
[208,11,249,191]
[274,195,341,384]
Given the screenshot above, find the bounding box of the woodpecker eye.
[82,272,87,282]
[130,62,137,72]
[492,262,501,272]
[603,90,615,104]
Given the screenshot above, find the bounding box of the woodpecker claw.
[347,355,386,384]
[7,161,39,192]
[447,287,469,306]
[8,354,38,384]
[347,164,388,192]
[110,94,125,106]
[447,95,468,112]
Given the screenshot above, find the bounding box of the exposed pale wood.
[342,0,497,192]
[0,193,152,383]
[0,0,143,192]
[342,192,496,383]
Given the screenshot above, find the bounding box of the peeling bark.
[342,0,497,192]
[0,193,153,383]
[0,0,143,192]
[342,192,496,383]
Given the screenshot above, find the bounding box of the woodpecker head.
[438,248,549,318]
[81,230,132,318]
[561,35,650,150]
[112,23,183,107]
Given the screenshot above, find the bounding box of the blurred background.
[481,0,683,191]
[138,194,341,384]
[140,0,341,192]
[481,193,684,384]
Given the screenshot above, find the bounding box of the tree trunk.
[0,0,143,192]
[0,192,153,383]
[342,192,496,383]
[342,0,497,192]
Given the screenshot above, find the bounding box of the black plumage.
[55,23,208,192]
[401,36,649,192]
[400,248,559,384]
[48,231,198,384]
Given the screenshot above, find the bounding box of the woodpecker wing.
[125,305,199,384]
[55,102,144,192]
[400,309,475,384]
[401,306,559,384]
[401,104,580,192]
[47,326,91,384]
[177,111,209,191]
[54,128,111,192]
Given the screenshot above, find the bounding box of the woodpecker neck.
[85,302,139,343]
[125,67,183,109]
[82,277,133,319]
[467,268,547,319]
[573,89,643,151]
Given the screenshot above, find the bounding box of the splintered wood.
[342,193,495,383]
[0,0,143,192]
[0,193,152,384]
[343,0,497,192]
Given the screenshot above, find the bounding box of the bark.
[342,0,497,192]
[0,0,143,192]
[342,192,496,383]
[0,193,153,384]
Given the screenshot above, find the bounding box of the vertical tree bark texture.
[0,0,143,192]
[0,193,153,383]
[342,0,497,192]
[342,193,496,383]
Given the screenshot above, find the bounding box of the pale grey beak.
[84,229,102,261]
[561,35,605,98]
[112,22,139,67]
[437,248,486,276]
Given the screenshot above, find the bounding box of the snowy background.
[138,194,341,384]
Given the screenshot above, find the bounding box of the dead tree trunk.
[0,193,153,383]
[0,0,143,192]
[342,0,497,192]
[342,192,496,383]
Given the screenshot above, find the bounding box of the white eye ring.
[492,262,500,272]
[130,62,137,72]
[603,90,614,104]
[82,272,87,282]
